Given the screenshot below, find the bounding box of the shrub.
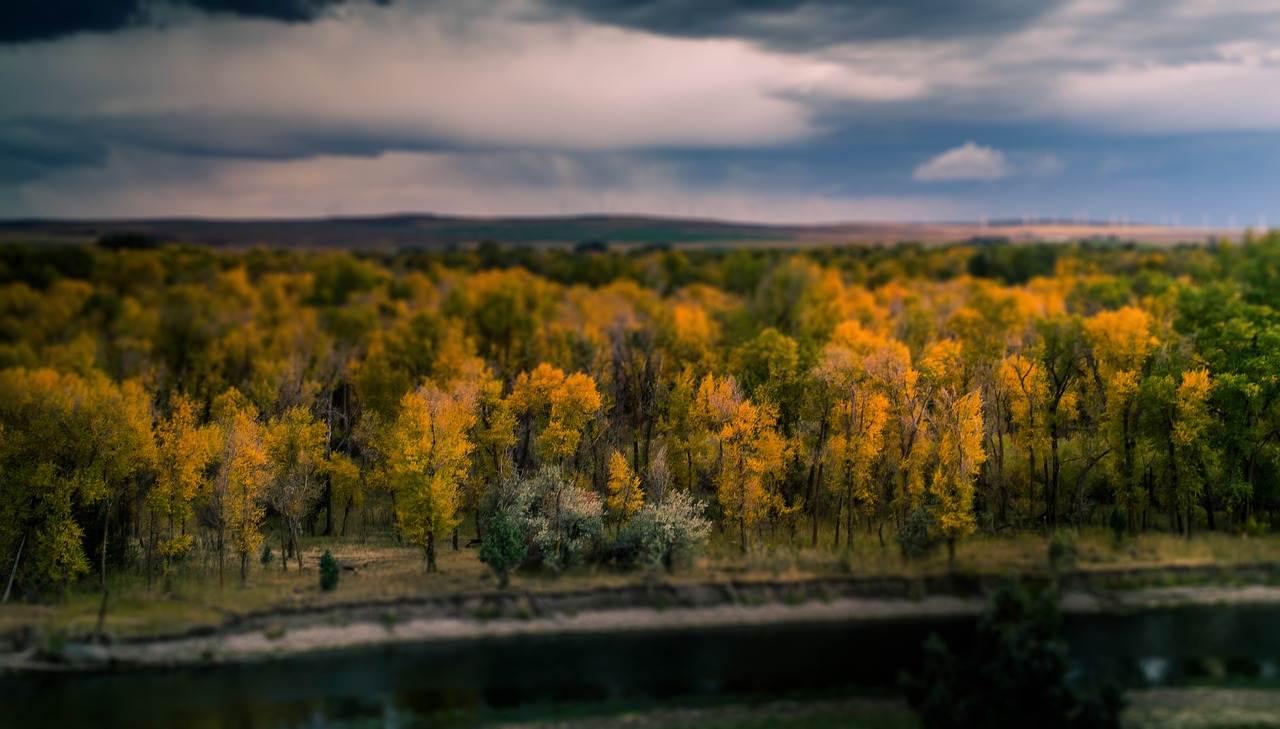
[319,549,340,592]
[487,467,604,573]
[1048,529,1078,572]
[260,543,274,569]
[615,489,712,570]
[1109,505,1127,544]
[900,505,940,559]
[479,506,526,587]
[902,579,1123,729]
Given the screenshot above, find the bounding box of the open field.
[0,214,1232,250]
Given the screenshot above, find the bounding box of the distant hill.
[0,213,1228,250]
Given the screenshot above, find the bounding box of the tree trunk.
[1049,425,1062,528]
[452,525,459,551]
[833,493,843,550]
[947,538,957,570]
[3,530,26,604]
[426,530,437,573]
[809,461,819,548]
[322,480,334,537]
[100,502,111,591]
[217,528,225,589]
[240,553,248,585]
[291,521,303,571]
[846,481,854,551]
[739,517,747,555]
[280,523,289,572]
[341,499,351,537]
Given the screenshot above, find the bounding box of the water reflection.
[5,603,1280,727]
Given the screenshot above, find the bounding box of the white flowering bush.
[489,467,604,573]
[616,489,712,570]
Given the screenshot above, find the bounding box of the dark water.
[2,604,1277,728]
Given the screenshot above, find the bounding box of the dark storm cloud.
[538,0,1065,51]
[0,0,386,44]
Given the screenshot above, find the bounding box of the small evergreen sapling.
[479,507,526,588]
[319,549,340,592]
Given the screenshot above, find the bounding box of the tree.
[264,406,327,571]
[210,391,271,587]
[708,378,789,554]
[930,389,987,565]
[509,363,602,470]
[606,450,645,528]
[997,353,1050,526]
[385,384,476,572]
[479,506,526,587]
[1085,306,1157,530]
[325,452,363,537]
[0,370,153,596]
[151,393,219,586]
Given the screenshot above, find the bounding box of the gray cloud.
[0,0,387,44]
[536,0,1065,52]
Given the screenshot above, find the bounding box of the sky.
[2,0,1279,225]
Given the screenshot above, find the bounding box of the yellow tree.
[931,389,987,565]
[1171,369,1215,536]
[1085,306,1157,528]
[386,384,476,572]
[325,452,363,537]
[865,337,931,524]
[509,363,602,470]
[996,353,1050,525]
[465,363,516,544]
[210,391,271,586]
[711,385,789,555]
[606,450,645,528]
[264,406,328,571]
[827,390,891,550]
[151,393,219,585]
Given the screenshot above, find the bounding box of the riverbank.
[6,563,1280,673]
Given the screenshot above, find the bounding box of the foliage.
[492,467,604,572]
[901,578,1124,729]
[479,506,526,587]
[615,488,712,570]
[319,549,340,592]
[899,504,940,559]
[606,450,645,526]
[384,384,477,570]
[1048,529,1078,572]
[9,236,1280,596]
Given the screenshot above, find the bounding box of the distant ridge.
[0,213,1228,249]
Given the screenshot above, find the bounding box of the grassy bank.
[4,526,1280,645]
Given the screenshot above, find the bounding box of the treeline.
[2,233,1279,598]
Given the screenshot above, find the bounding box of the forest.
[3,232,1280,601]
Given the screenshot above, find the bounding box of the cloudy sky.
[2,0,1279,224]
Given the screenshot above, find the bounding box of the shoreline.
[5,564,1280,674]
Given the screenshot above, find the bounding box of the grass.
[5,523,1280,643]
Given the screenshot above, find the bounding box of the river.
[3,602,1278,727]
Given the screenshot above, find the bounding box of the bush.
[1048,529,1078,572]
[902,579,1123,729]
[479,506,527,587]
[488,467,604,573]
[900,505,940,559]
[260,543,274,569]
[319,549,340,592]
[1109,505,1128,544]
[615,489,712,570]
